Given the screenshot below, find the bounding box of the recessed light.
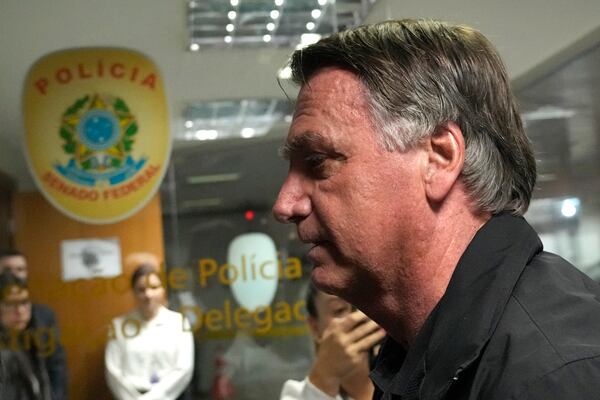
[270,10,280,19]
[241,127,256,138]
[278,66,292,80]
[306,22,316,31]
[187,173,240,185]
[561,198,579,218]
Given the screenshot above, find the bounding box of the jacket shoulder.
[511,356,600,399]
[472,251,600,398]
[31,303,58,326]
[511,251,600,361]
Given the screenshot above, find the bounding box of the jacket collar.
[422,213,543,398]
[371,213,543,399]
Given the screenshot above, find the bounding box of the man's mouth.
[306,241,329,260]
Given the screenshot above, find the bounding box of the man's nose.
[272,174,311,224]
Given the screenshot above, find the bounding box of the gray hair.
[289,19,536,215]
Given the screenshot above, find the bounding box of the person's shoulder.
[279,378,309,400]
[280,377,341,400]
[31,302,58,324]
[110,309,139,325]
[524,250,600,290]
[512,250,600,330]
[154,306,190,327]
[507,356,600,399]
[514,251,600,347]
[477,251,600,397]
[32,302,56,314]
[159,306,184,320]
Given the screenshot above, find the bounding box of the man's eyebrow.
[278,132,325,160]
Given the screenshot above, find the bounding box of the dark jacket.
[30,303,68,400]
[371,213,600,399]
[0,329,52,400]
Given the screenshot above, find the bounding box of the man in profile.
[273,19,600,399]
[0,250,67,399]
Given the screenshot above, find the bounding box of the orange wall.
[14,191,164,400]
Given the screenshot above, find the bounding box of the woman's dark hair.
[0,248,25,260]
[130,263,160,289]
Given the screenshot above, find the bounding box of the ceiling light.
[241,127,256,138]
[300,33,321,46]
[278,66,292,80]
[311,9,322,19]
[306,21,316,30]
[185,120,194,128]
[186,173,241,185]
[182,198,223,209]
[270,10,280,19]
[263,34,272,43]
[195,129,219,140]
[561,198,579,218]
[226,23,235,32]
[230,0,239,6]
[521,106,576,122]
[224,35,232,43]
[228,10,237,20]
[537,173,556,182]
[318,0,328,5]
[275,0,284,5]
[189,0,199,8]
[267,22,275,31]
[189,43,200,51]
[284,115,293,123]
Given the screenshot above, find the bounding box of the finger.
[336,310,371,332]
[345,318,381,341]
[349,327,387,353]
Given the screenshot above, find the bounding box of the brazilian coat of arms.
[55,94,146,186]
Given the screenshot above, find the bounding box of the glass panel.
[520,44,600,279]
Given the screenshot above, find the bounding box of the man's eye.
[304,153,327,175]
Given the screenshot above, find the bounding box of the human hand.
[308,311,385,397]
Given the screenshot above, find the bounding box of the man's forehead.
[301,67,362,91]
[296,70,365,109]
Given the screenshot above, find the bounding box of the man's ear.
[422,121,465,203]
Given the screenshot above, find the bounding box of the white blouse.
[105,306,194,400]
[280,377,350,400]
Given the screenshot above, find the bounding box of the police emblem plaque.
[23,48,170,224]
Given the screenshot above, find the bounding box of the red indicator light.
[245,210,255,221]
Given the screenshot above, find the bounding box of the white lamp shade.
[227,232,278,311]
